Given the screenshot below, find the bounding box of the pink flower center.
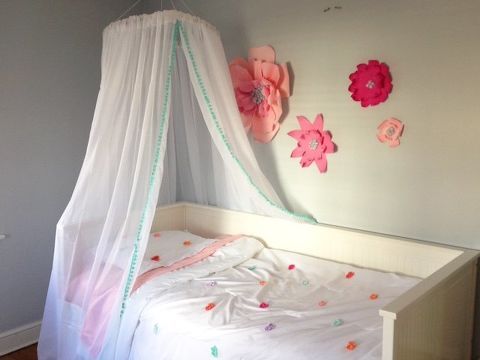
[251,85,265,105]
[365,80,376,89]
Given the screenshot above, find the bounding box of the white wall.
[0,0,143,334]
[147,0,480,250]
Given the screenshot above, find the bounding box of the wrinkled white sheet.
[117,237,420,360]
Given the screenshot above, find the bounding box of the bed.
[123,202,478,360]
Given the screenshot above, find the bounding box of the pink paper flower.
[348,60,393,107]
[377,118,404,147]
[229,46,290,143]
[288,114,336,173]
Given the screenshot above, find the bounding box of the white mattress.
[120,237,420,360]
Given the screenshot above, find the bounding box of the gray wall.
[147,0,480,251]
[0,0,143,333]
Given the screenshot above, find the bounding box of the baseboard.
[0,321,41,356]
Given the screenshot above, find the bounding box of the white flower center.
[365,80,376,89]
[386,127,395,136]
[251,86,265,104]
[309,139,319,150]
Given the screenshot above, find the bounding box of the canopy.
[38,10,315,359]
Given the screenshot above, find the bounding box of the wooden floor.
[0,344,37,360]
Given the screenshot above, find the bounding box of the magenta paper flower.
[377,118,404,147]
[348,60,393,107]
[288,114,336,173]
[229,46,290,143]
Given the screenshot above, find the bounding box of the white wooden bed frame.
[152,202,479,360]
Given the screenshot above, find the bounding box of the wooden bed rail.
[380,250,478,359]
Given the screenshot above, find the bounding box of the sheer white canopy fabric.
[39,10,315,360]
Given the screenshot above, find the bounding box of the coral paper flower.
[348,60,393,107]
[377,118,404,147]
[229,46,290,143]
[288,114,336,173]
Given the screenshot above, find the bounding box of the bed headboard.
[152,202,465,278]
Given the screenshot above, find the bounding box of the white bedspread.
[116,237,420,360]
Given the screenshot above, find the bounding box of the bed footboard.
[380,250,478,360]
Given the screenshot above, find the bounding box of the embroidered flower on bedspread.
[259,280,267,286]
[259,302,270,309]
[332,319,344,327]
[205,303,216,311]
[369,293,379,300]
[152,232,161,238]
[346,341,358,351]
[264,323,276,331]
[150,255,160,262]
[229,45,291,143]
[345,271,355,279]
[210,345,219,358]
[288,264,296,270]
[183,240,192,247]
[318,300,328,307]
[288,114,336,173]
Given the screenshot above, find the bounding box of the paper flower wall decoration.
[288,114,336,173]
[348,60,393,107]
[229,46,290,143]
[377,118,404,147]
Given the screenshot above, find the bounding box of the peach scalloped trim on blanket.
[131,235,242,293]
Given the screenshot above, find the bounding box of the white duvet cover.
[115,236,419,360]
